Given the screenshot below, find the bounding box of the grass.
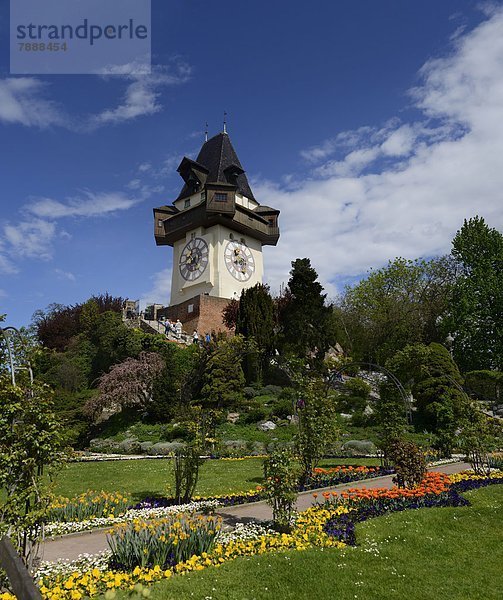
[111,485,503,600]
[50,457,380,501]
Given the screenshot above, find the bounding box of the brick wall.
[158,295,233,336]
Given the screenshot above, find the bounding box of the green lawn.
[51,457,380,501]
[112,485,502,600]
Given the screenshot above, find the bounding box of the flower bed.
[33,507,348,599]
[300,465,392,491]
[319,471,503,547]
[44,499,221,537]
[135,465,392,512]
[48,491,131,524]
[1,470,498,600]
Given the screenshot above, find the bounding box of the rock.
[340,413,352,420]
[363,405,374,416]
[227,412,240,424]
[286,414,299,425]
[257,420,277,431]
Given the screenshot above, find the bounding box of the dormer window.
[201,191,207,201]
[184,199,191,209]
[215,193,228,202]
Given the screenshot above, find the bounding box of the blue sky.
[1,1,502,328]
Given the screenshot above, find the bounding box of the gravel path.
[39,461,471,563]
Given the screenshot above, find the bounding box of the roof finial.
[204,122,208,142]
[223,111,227,134]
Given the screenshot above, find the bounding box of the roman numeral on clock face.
[179,238,209,281]
[224,240,255,281]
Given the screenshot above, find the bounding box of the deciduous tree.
[336,257,456,364]
[449,216,503,371]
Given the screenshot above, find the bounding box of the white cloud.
[0,78,67,128]
[127,179,142,190]
[260,9,503,297]
[0,61,191,131]
[26,191,140,219]
[380,124,416,156]
[2,187,149,274]
[3,219,56,260]
[54,269,76,282]
[140,267,172,309]
[90,63,191,127]
[138,162,152,173]
[0,239,18,274]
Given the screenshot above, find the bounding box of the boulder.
[227,412,240,424]
[257,420,277,431]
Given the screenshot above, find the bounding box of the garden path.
[39,461,471,563]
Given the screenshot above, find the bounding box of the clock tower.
[153,130,280,333]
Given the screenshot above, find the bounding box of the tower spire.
[204,122,208,142]
[223,111,227,134]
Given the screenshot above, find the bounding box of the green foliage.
[241,406,269,424]
[386,343,469,455]
[0,379,63,568]
[32,293,124,352]
[48,490,130,523]
[278,258,334,364]
[458,405,502,475]
[386,439,427,488]
[271,397,294,419]
[115,486,503,600]
[89,311,143,378]
[464,370,502,404]
[172,444,204,504]
[374,380,409,455]
[262,447,299,529]
[108,513,220,571]
[236,284,276,383]
[295,378,339,482]
[336,257,456,364]
[338,377,372,414]
[343,377,371,399]
[449,216,503,371]
[200,335,248,409]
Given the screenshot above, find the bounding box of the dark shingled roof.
[176,133,256,201]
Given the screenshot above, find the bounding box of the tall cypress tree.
[236,284,275,383]
[279,258,333,362]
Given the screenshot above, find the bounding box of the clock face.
[224,240,255,281]
[179,237,209,281]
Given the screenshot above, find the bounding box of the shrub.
[150,442,185,455]
[117,438,142,454]
[271,398,294,420]
[243,387,257,399]
[241,407,269,424]
[387,438,426,488]
[140,441,153,453]
[172,445,203,503]
[343,378,371,399]
[296,378,339,483]
[342,439,377,456]
[262,384,283,396]
[263,448,299,530]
